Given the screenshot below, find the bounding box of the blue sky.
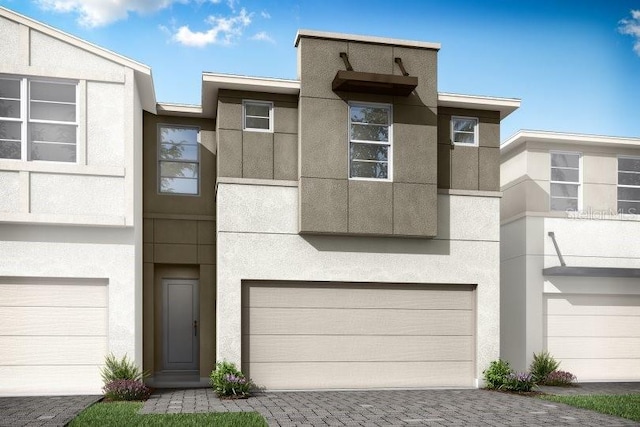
[1,0,639,141]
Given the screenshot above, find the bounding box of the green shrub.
[100,353,148,385]
[501,372,535,392]
[103,379,151,401]
[483,359,513,389]
[529,351,560,383]
[210,361,253,398]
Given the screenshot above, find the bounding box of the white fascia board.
[201,72,300,118]
[294,29,441,50]
[156,102,203,117]
[501,130,640,155]
[438,92,521,120]
[0,6,156,112]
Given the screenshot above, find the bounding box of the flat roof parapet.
[294,29,441,50]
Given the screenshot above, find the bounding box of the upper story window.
[0,76,77,162]
[158,125,200,195]
[243,100,273,132]
[617,156,640,214]
[349,102,392,180]
[451,116,478,146]
[550,151,581,212]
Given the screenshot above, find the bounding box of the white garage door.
[545,294,640,381]
[242,282,476,390]
[0,278,108,395]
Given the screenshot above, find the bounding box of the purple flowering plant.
[501,371,535,392]
[210,361,254,398]
[103,379,151,401]
[543,370,577,386]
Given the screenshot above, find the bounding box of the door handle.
[193,320,198,336]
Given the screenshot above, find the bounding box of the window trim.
[157,123,201,196]
[549,150,582,212]
[242,99,273,133]
[348,101,393,182]
[451,116,479,147]
[617,155,640,215]
[0,75,79,163]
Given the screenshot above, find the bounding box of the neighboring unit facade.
[0,7,155,395]
[500,130,640,381]
[0,5,522,395]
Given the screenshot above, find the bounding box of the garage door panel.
[0,336,107,365]
[0,283,107,307]
[243,335,474,363]
[546,295,640,316]
[246,308,473,336]
[243,283,474,310]
[245,361,475,389]
[556,359,640,381]
[547,337,640,359]
[547,315,639,338]
[0,307,108,336]
[0,366,103,396]
[243,282,476,389]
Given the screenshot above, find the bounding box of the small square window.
[243,100,273,132]
[451,116,478,146]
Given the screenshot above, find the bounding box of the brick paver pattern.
[0,395,100,427]
[141,387,640,426]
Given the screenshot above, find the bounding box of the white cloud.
[173,7,251,47]
[35,0,181,27]
[250,31,274,43]
[260,11,270,19]
[227,0,237,11]
[619,10,640,56]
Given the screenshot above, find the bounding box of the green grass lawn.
[70,401,268,427]
[540,394,640,422]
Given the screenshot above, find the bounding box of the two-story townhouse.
[0,5,522,394]
[211,30,519,390]
[0,7,155,395]
[500,130,640,382]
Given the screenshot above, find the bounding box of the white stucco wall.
[216,182,501,387]
[501,215,640,372]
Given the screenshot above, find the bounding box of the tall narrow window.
[158,126,199,195]
[349,102,392,180]
[0,76,77,162]
[618,156,640,214]
[550,152,580,211]
[451,116,478,146]
[243,100,272,132]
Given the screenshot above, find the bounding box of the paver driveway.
[0,395,100,427]
[142,388,640,426]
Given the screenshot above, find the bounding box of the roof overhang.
[437,93,520,120]
[543,266,640,278]
[295,29,441,50]
[156,103,203,117]
[201,73,300,118]
[501,130,640,155]
[0,6,156,113]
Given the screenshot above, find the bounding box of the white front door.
[163,279,199,371]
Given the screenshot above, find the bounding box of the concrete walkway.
[141,387,640,426]
[0,395,100,427]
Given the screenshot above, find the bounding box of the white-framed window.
[243,100,273,132]
[451,116,478,146]
[0,76,77,162]
[617,156,640,215]
[158,125,200,195]
[550,151,581,212]
[349,102,392,180]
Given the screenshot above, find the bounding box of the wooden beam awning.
[332,70,418,96]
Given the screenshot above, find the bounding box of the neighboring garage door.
[242,282,476,390]
[545,294,640,381]
[0,278,108,395]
